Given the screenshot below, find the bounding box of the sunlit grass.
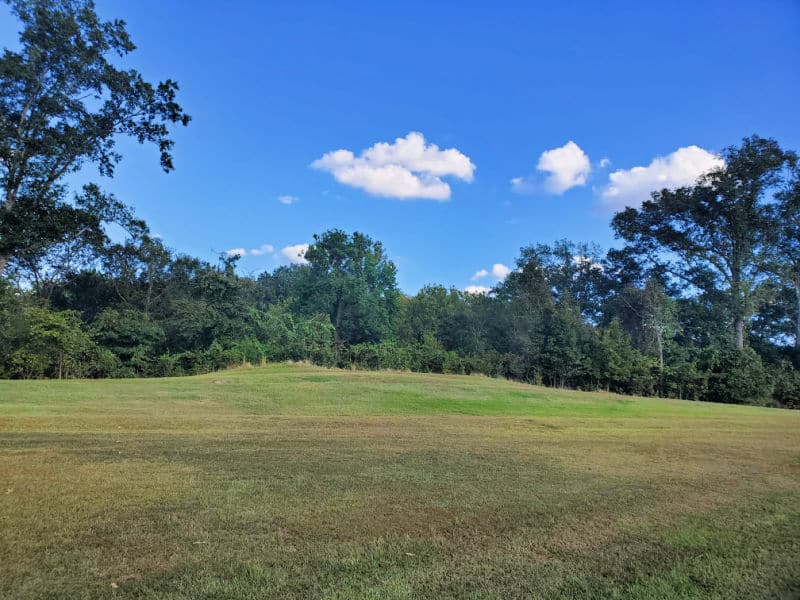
[1,364,798,598]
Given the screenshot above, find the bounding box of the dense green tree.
[704,346,771,405]
[90,308,165,374]
[0,279,25,376]
[159,256,254,351]
[494,255,552,381]
[598,320,655,395]
[613,136,796,350]
[298,230,399,344]
[447,291,496,355]
[257,265,305,308]
[0,0,189,276]
[540,303,591,388]
[10,305,112,378]
[397,285,451,344]
[603,279,679,393]
[102,233,172,316]
[518,240,607,322]
[770,165,800,350]
[772,364,800,408]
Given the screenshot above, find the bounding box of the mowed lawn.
[1,365,799,599]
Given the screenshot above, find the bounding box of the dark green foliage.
[612,136,797,350]
[0,218,796,407]
[0,0,797,406]
[297,230,399,344]
[771,364,800,408]
[347,337,463,374]
[0,0,189,279]
[6,304,114,378]
[90,308,165,375]
[704,346,772,405]
[597,321,655,395]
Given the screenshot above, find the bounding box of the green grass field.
[1,364,799,599]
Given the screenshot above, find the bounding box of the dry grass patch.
[1,365,799,598]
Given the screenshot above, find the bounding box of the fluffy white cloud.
[512,141,591,194]
[278,195,297,205]
[463,285,491,295]
[281,243,309,265]
[225,248,246,258]
[471,268,489,281]
[492,263,511,280]
[537,141,591,194]
[601,145,724,210]
[250,244,274,256]
[311,132,475,200]
[470,263,511,288]
[598,158,611,168]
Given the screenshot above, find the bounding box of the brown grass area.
[1,366,799,598]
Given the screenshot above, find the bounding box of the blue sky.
[2,1,799,292]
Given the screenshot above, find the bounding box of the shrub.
[9,306,107,379]
[704,347,772,405]
[771,364,800,409]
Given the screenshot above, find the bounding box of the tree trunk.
[655,330,664,397]
[735,318,745,350]
[731,269,745,351]
[795,276,800,350]
[1,189,17,277]
[333,295,344,344]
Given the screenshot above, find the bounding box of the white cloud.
[598,158,611,168]
[463,285,491,295]
[281,243,309,265]
[572,255,604,272]
[278,195,297,205]
[492,263,511,280]
[226,244,275,258]
[471,269,489,281]
[311,132,475,200]
[600,145,724,210]
[470,263,511,288]
[512,141,591,194]
[250,244,274,256]
[510,176,534,194]
[536,141,591,194]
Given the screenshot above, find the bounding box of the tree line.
[1,0,799,407]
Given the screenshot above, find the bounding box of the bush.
[153,353,182,377]
[771,364,800,409]
[704,347,772,405]
[442,351,464,374]
[8,306,108,379]
[462,351,503,377]
[91,309,166,375]
[228,337,267,366]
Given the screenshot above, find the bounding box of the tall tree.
[612,136,796,350]
[0,0,189,276]
[771,166,800,349]
[517,240,607,322]
[102,232,171,316]
[299,230,399,344]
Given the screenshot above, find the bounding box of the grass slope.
[1,364,799,599]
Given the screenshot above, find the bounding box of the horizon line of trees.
[1,0,799,408]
